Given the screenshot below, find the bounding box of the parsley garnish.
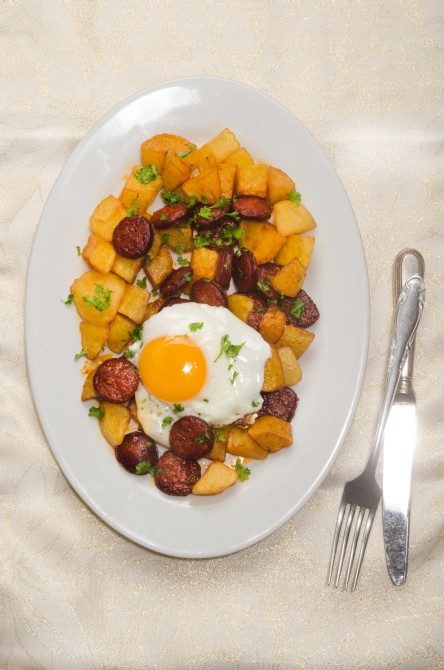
[134,164,159,185]
[233,459,250,481]
[124,349,136,359]
[197,205,213,220]
[184,272,192,282]
[214,335,245,363]
[203,398,209,403]
[82,284,112,312]
[76,246,81,256]
[177,255,190,267]
[129,323,143,341]
[287,189,302,204]
[74,349,88,361]
[160,233,170,246]
[127,198,139,216]
[162,191,184,205]
[160,214,168,222]
[145,254,152,265]
[136,276,147,289]
[173,403,184,413]
[252,400,260,408]
[215,430,227,442]
[189,322,204,332]
[135,460,158,475]
[195,431,210,444]
[177,144,197,158]
[229,370,239,385]
[193,232,213,249]
[290,298,305,320]
[89,407,104,420]
[63,293,74,304]
[256,280,270,292]
[152,289,159,297]
[173,245,185,255]
[186,195,197,208]
[162,416,173,429]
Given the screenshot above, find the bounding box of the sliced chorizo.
[214,247,234,289]
[279,290,320,328]
[232,249,258,293]
[246,294,267,331]
[256,262,280,300]
[194,203,230,228]
[233,196,272,221]
[112,215,154,259]
[257,386,299,422]
[169,416,214,460]
[151,203,189,229]
[93,357,139,403]
[115,431,159,474]
[159,267,193,298]
[154,450,201,496]
[190,279,228,307]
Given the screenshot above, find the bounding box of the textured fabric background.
[1,1,443,668]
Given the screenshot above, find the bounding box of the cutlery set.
[328,249,425,590]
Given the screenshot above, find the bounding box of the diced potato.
[143,297,165,321]
[274,201,316,236]
[79,320,109,360]
[206,435,227,462]
[161,150,191,191]
[163,224,193,253]
[224,147,254,168]
[236,164,268,198]
[140,146,165,172]
[227,427,268,460]
[82,234,116,274]
[274,234,315,269]
[98,402,130,448]
[144,245,173,288]
[81,369,97,401]
[190,247,219,281]
[71,271,126,325]
[141,133,191,157]
[118,284,150,324]
[240,221,286,264]
[276,324,315,359]
[271,257,306,297]
[181,167,221,204]
[262,346,285,392]
[248,415,293,452]
[278,346,302,386]
[146,232,162,263]
[267,167,295,205]
[90,195,127,242]
[192,462,238,496]
[112,255,145,284]
[120,165,162,211]
[182,147,212,173]
[227,293,254,323]
[200,128,240,164]
[107,314,136,354]
[218,164,237,198]
[258,305,286,344]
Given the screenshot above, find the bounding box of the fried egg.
[131,302,271,447]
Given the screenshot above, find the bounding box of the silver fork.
[327,274,425,590]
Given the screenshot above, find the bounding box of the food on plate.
[69,127,320,498]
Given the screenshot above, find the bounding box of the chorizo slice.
[194,203,230,228]
[151,203,189,229]
[257,386,299,422]
[214,247,234,289]
[169,416,214,460]
[232,249,258,293]
[112,215,154,259]
[159,267,193,298]
[279,290,320,328]
[246,294,267,331]
[154,450,201,496]
[93,357,139,403]
[256,262,280,300]
[115,431,159,474]
[190,279,228,307]
[233,196,272,221]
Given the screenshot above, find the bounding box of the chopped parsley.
[197,205,213,220]
[134,164,159,185]
[193,232,213,249]
[229,370,239,385]
[195,431,210,444]
[89,407,104,420]
[145,254,152,265]
[63,293,74,305]
[173,244,186,255]
[82,284,112,312]
[129,323,143,341]
[76,245,81,256]
[162,416,173,429]
[177,144,197,158]
[215,430,227,442]
[151,289,159,297]
[127,198,139,216]
[136,276,147,289]
[214,334,245,363]
[184,272,192,282]
[186,195,197,208]
[203,398,209,403]
[160,233,170,246]
[287,189,302,205]
[233,459,251,481]
[74,349,88,361]
[124,349,136,359]
[160,213,168,222]
[162,191,184,205]
[176,255,190,267]
[135,460,163,476]
[290,297,305,320]
[252,400,260,408]
[173,403,184,414]
[256,280,271,292]
[189,322,204,332]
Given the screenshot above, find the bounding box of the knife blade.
[383,249,425,586]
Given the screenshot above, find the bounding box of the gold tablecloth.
[2,1,443,668]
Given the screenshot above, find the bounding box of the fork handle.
[367,275,425,473]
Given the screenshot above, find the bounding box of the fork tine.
[334,504,356,588]
[351,508,376,591]
[327,501,347,585]
[344,506,365,589]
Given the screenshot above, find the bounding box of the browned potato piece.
[141,133,192,154]
[98,402,131,448]
[79,321,109,360]
[236,165,268,198]
[181,167,221,204]
[262,346,285,392]
[224,147,254,168]
[145,231,162,264]
[267,167,295,205]
[192,462,238,496]
[274,235,315,268]
[274,201,316,236]
[140,146,165,172]
[276,324,315,359]
[143,297,165,321]
[82,234,116,274]
[258,305,286,344]
[200,128,240,163]
[107,314,136,354]
[240,221,285,265]
[190,247,219,281]
[118,284,150,324]
[161,150,191,191]
[163,225,193,253]
[227,293,255,323]
[90,195,127,242]
[144,245,173,288]
[182,147,212,173]
[248,415,293,452]
[120,165,162,211]
[218,164,237,198]
[71,271,126,325]
[277,346,302,386]
[227,427,268,460]
[271,257,306,297]
[81,369,97,401]
[112,255,145,284]
[206,438,227,462]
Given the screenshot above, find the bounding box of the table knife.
[382,249,425,585]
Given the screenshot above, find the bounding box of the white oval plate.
[26,77,369,558]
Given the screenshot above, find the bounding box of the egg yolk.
[138,336,207,403]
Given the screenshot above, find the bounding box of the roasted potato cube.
[267,167,295,205]
[140,146,165,172]
[227,293,254,323]
[141,133,192,155]
[71,271,126,325]
[82,234,116,274]
[181,167,221,204]
[224,146,254,168]
[218,164,237,199]
[79,320,109,360]
[118,284,150,324]
[145,232,162,264]
[190,247,219,281]
[98,402,131,448]
[81,369,97,401]
[227,427,268,460]
[206,436,227,462]
[192,462,238,496]
[144,245,173,288]
[274,234,315,269]
[112,255,145,284]
[90,195,127,242]
[277,346,302,386]
[276,324,315,359]
[143,297,165,321]
[107,314,136,354]
[240,221,285,264]
[236,165,268,198]
[274,201,316,236]
[200,128,240,164]
[262,346,285,392]
[248,415,293,452]
[259,305,286,344]
[163,225,193,253]
[271,257,306,297]
[120,165,162,211]
[161,150,191,191]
